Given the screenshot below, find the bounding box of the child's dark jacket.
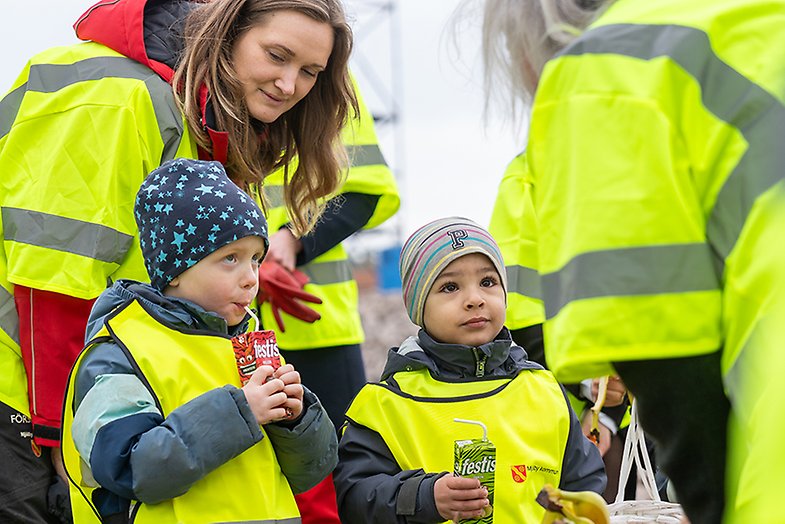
[72,280,336,516]
[334,328,606,524]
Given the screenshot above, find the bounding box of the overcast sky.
[0,1,523,248]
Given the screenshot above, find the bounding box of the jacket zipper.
[473,348,487,378]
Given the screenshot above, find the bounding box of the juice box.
[232,329,282,385]
[454,418,495,523]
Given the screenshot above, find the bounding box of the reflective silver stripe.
[19,57,183,162]
[300,260,353,285]
[27,57,155,93]
[541,243,719,319]
[0,286,19,345]
[0,84,26,139]
[263,185,285,208]
[564,23,785,264]
[347,144,387,167]
[506,264,541,300]
[2,207,133,264]
[143,76,185,163]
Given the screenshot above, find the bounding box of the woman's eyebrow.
[272,44,327,69]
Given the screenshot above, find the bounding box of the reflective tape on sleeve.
[564,23,785,266]
[2,207,133,264]
[541,242,720,319]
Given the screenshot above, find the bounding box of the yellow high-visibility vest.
[346,367,570,522]
[488,151,545,331]
[0,41,196,413]
[528,0,785,516]
[62,299,300,523]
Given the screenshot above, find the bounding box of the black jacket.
[334,328,606,524]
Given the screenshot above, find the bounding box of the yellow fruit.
[537,484,609,524]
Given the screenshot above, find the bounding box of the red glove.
[258,259,322,332]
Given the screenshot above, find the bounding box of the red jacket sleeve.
[15,286,96,447]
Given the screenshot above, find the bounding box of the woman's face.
[232,10,334,123]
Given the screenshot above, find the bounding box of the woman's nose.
[275,69,296,96]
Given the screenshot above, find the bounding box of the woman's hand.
[581,411,613,457]
[266,228,302,271]
[591,375,627,407]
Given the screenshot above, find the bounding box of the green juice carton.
[454,418,495,523]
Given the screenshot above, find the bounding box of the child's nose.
[466,289,485,308]
[241,264,258,288]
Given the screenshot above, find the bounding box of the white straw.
[454,418,488,440]
[244,306,259,331]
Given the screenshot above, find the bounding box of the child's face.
[422,253,506,347]
[164,235,266,326]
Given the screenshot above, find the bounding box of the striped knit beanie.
[399,217,507,327]
[135,158,269,291]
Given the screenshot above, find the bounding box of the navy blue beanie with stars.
[134,158,269,291]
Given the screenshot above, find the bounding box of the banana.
[537,484,610,524]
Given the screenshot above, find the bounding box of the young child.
[60,159,337,523]
[334,217,605,523]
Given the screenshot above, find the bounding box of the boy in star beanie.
[335,217,605,523]
[62,159,337,522]
[135,158,269,291]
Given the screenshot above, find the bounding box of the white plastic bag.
[607,401,685,523]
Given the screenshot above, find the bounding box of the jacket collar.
[74,0,192,83]
[381,327,541,381]
[75,0,231,162]
[85,279,250,343]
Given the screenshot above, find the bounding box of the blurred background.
[0,1,524,376]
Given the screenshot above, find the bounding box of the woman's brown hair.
[173,0,357,235]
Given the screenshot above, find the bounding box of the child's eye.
[440,282,458,293]
[480,276,497,288]
[224,254,237,263]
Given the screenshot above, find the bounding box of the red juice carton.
[232,330,282,385]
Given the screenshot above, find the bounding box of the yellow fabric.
[0,41,195,413]
[528,0,785,517]
[62,299,299,523]
[0,333,28,415]
[346,368,570,523]
[531,0,785,380]
[488,151,544,331]
[259,80,399,349]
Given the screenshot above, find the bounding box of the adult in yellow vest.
[0,0,355,520]
[489,151,630,503]
[256,79,399,522]
[479,0,785,522]
[259,80,399,427]
[335,217,605,523]
[62,158,336,523]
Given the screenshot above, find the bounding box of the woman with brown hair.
[0,0,355,521]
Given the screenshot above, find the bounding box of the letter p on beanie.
[399,216,507,327]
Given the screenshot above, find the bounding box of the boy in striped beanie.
[398,216,508,335]
[334,217,605,523]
